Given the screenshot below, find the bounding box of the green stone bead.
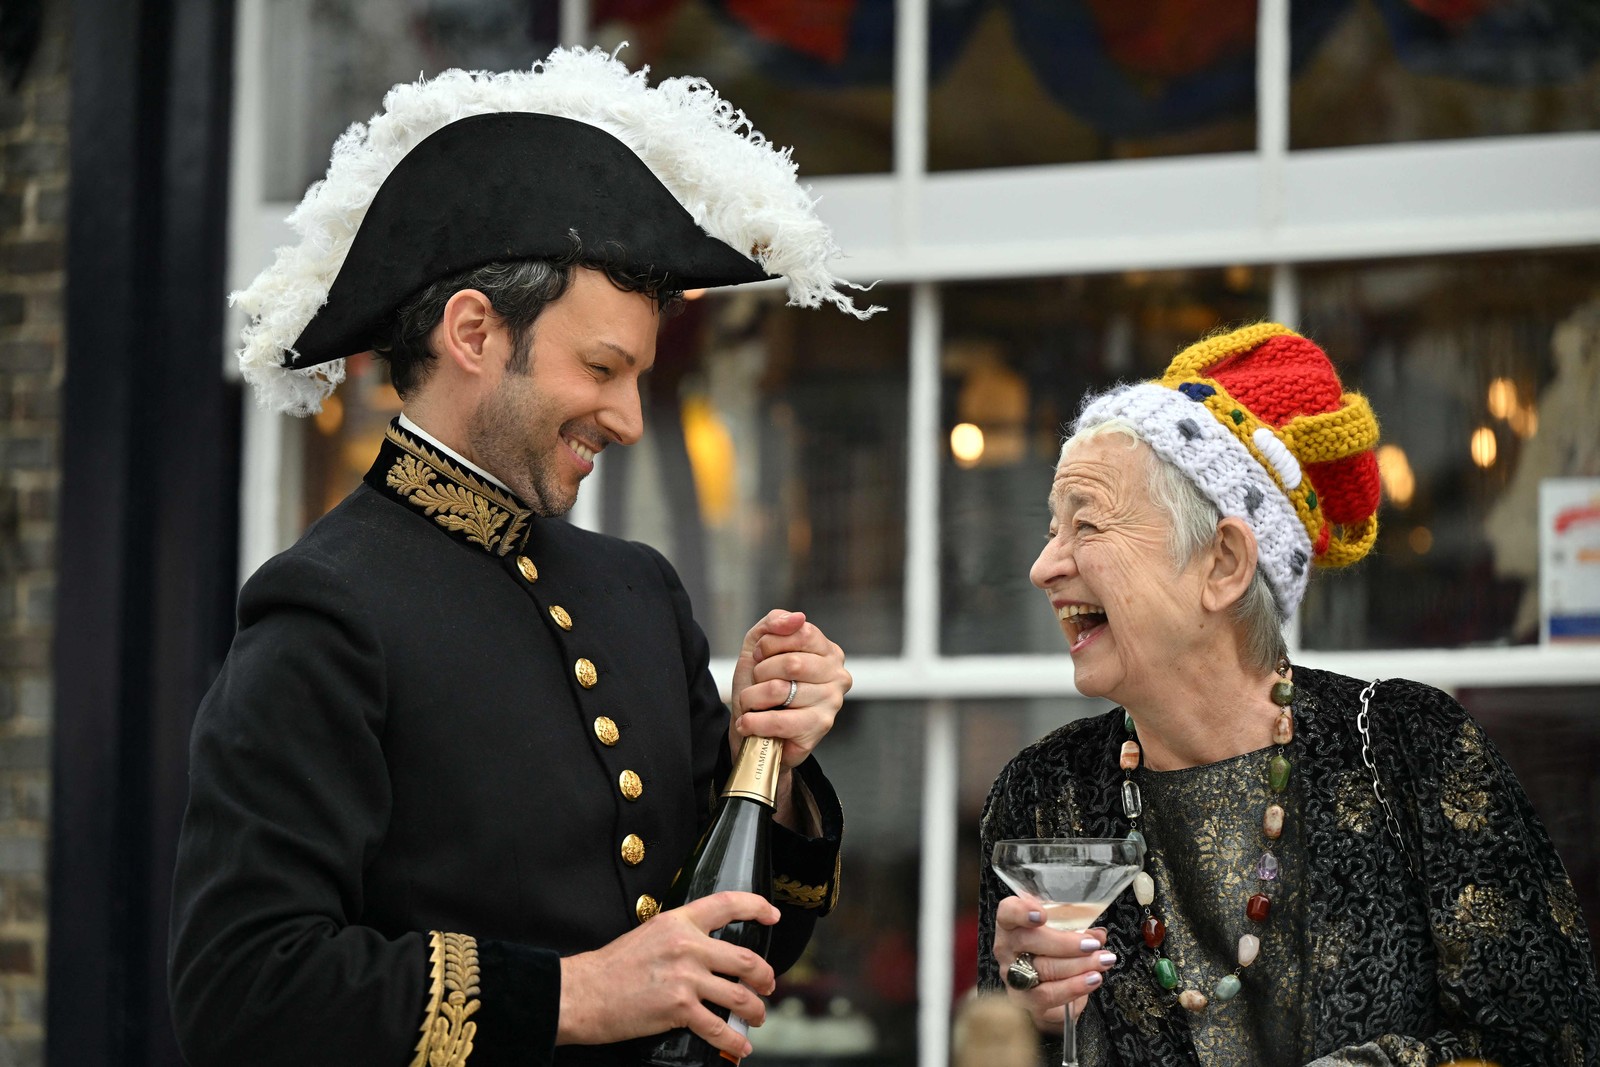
[1124,711,1135,733]
[1269,755,1291,792]
[1127,829,1147,852]
[1155,957,1178,990]
[1270,680,1295,706]
[1306,490,1318,510]
[1214,974,1242,1001]
[1230,409,1244,425]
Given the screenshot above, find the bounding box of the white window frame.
[229,2,1600,1064]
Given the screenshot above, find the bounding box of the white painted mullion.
[917,700,958,1067]
[1256,0,1291,233]
[903,283,942,663]
[893,0,929,248]
[559,0,588,48]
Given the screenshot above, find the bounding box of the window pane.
[928,1,1257,172]
[590,2,894,176]
[766,700,925,1067]
[939,269,1272,655]
[954,697,1111,1001]
[261,0,560,201]
[1291,0,1600,150]
[1296,249,1600,650]
[602,288,910,657]
[1458,686,1600,965]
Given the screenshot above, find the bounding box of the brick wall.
[0,2,69,1064]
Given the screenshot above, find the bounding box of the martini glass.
[991,838,1143,1067]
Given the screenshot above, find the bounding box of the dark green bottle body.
[644,739,776,1066]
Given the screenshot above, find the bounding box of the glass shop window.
[1296,249,1600,651]
[600,287,911,657]
[261,0,564,201]
[938,268,1272,656]
[1290,0,1600,150]
[953,697,1113,1000]
[764,700,927,1067]
[927,0,1258,171]
[589,0,895,176]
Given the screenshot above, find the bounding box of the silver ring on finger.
[778,678,799,709]
[1005,951,1040,991]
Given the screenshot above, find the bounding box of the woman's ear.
[1201,516,1259,613]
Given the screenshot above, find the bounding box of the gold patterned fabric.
[411,931,481,1067]
[977,667,1600,1066]
[1139,750,1307,1065]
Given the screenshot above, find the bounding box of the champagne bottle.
[645,734,781,1066]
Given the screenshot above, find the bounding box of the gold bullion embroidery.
[774,875,828,909]
[1549,878,1584,938]
[385,425,531,555]
[388,455,510,552]
[410,931,481,1067]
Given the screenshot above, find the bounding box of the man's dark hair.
[372,235,683,397]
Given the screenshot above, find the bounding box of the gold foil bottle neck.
[723,735,781,808]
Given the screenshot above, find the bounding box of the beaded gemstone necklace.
[1118,658,1295,1012]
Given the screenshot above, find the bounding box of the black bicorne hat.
[289,111,769,370]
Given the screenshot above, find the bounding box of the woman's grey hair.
[1063,420,1286,674]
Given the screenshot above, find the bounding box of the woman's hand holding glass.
[993,895,1117,1034]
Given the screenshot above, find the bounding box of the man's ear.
[1201,516,1260,613]
[432,289,502,377]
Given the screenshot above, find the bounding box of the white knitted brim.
[1075,383,1313,620]
[234,45,882,416]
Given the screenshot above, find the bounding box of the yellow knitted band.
[1279,393,1380,465]
[1160,321,1297,384]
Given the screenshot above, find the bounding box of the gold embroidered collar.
[367,421,533,557]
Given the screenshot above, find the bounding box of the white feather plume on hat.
[233,45,881,416]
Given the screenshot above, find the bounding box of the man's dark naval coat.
[170,422,843,1067]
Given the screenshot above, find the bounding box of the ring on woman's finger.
[1005,951,1040,991]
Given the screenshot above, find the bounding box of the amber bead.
[1246,893,1271,923]
[1273,711,1294,745]
[1142,916,1166,948]
[1263,804,1285,840]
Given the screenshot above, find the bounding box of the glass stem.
[1062,1000,1077,1067]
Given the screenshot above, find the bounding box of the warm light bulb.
[1486,377,1517,420]
[1409,526,1433,554]
[1509,401,1539,439]
[1470,426,1498,469]
[1376,444,1414,508]
[950,422,986,467]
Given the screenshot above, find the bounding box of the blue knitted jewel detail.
[1177,382,1216,402]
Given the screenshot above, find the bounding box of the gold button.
[621,834,645,866]
[593,716,620,746]
[619,769,643,801]
[516,556,538,583]
[575,658,598,689]
[635,894,660,923]
[549,605,573,631]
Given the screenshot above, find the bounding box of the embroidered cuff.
[412,933,561,1067]
[771,757,844,915]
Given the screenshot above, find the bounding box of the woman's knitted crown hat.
[233,45,880,416]
[1075,323,1381,620]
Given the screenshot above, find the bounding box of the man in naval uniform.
[169,50,879,1067]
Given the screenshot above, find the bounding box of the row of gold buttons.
[521,556,656,921]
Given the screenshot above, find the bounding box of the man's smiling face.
[467,267,659,516]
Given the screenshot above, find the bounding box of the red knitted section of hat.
[1205,334,1380,527]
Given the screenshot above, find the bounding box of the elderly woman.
[978,323,1600,1065]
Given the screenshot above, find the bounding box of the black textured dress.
[979,666,1600,1066]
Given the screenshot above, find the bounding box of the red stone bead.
[1141,916,1166,948]
[1246,893,1271,923]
